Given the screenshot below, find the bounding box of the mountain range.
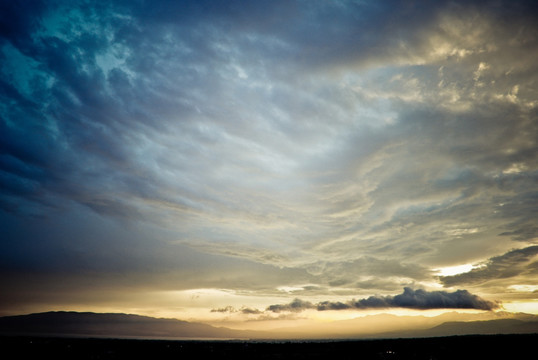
[0,312,261,339]
[0,311,537,339]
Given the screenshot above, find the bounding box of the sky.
[1,0,538,333]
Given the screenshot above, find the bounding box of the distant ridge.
[371,318,538,339]
[422,319,538,337]
[269,311,538,339]
[0,311,264,339]
[0,311,537,340]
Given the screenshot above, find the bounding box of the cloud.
[387,288,498,310]
[210,306,236,313]
[210,306,263,315]
[1,0,537,242]
[267,288,499,312]
[306,257,432,289]
[440,246,538,287]
[266,298,315,313]
[1,0,538,315]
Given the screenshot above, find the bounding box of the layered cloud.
[441,246,538,287]
[1,0,537,316]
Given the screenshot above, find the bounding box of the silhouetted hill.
[423,318,538,336]
[0,311,264,339]
[375,318,538,339]
[270,311,538,339]
[1,311,537,340]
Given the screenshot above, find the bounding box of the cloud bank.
[267,288,500,312]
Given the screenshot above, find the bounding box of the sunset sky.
[1,0,538,333]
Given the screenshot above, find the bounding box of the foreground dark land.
[1,334,536,359]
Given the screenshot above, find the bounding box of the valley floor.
[1,333,536,359]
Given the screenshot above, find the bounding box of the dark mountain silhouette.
[0,311,537,340]
[270,311,538,339]
[0,311,265,339]
[419,318,538,337]
[371,318,538,339]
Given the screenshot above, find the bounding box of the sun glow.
[433,263,481,276]
[502,301,538,314]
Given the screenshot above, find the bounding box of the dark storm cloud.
[0,13,211,221]
[0,0,48,48]
[440,246,538,287]
[384,288,498,310]
[267,288,499,313]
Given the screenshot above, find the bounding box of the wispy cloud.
[440,246,538,287]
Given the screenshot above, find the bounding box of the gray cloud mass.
[267,288,500,312]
